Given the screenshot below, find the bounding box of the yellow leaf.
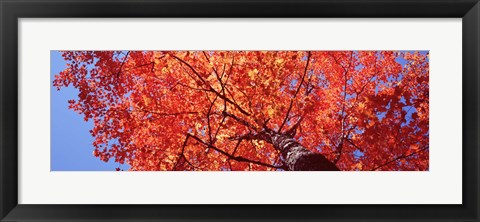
[248,69,258,80]
[143,95,151,106]
[355,162,363,170]
[267,107,275,118]
[274,58,284,66]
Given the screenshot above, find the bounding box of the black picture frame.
[1,0,479,221]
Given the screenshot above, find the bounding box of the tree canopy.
[54,51,429,171]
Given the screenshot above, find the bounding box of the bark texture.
[268,133,339,171]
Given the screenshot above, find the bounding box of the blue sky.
[50,51,130,171]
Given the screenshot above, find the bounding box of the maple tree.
[54,51,429,171]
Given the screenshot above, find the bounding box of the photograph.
[3,0,478,220]
[51,50,429,171]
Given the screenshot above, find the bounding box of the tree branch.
[173,134,200,171]
[370,145,429,171]
[172,54,251,117]
[187,133,284,170]
[294,51,312,98]
[135,107,199,117]
[115,51,130,78]
[222,111,258,131]
[278,51,311,133]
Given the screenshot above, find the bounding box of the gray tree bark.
[268,133,339,171]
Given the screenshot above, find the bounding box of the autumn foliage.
[53,51,429,171]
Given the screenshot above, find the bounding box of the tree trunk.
[269,133,339,171]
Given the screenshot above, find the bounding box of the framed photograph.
[1,0,478,221]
